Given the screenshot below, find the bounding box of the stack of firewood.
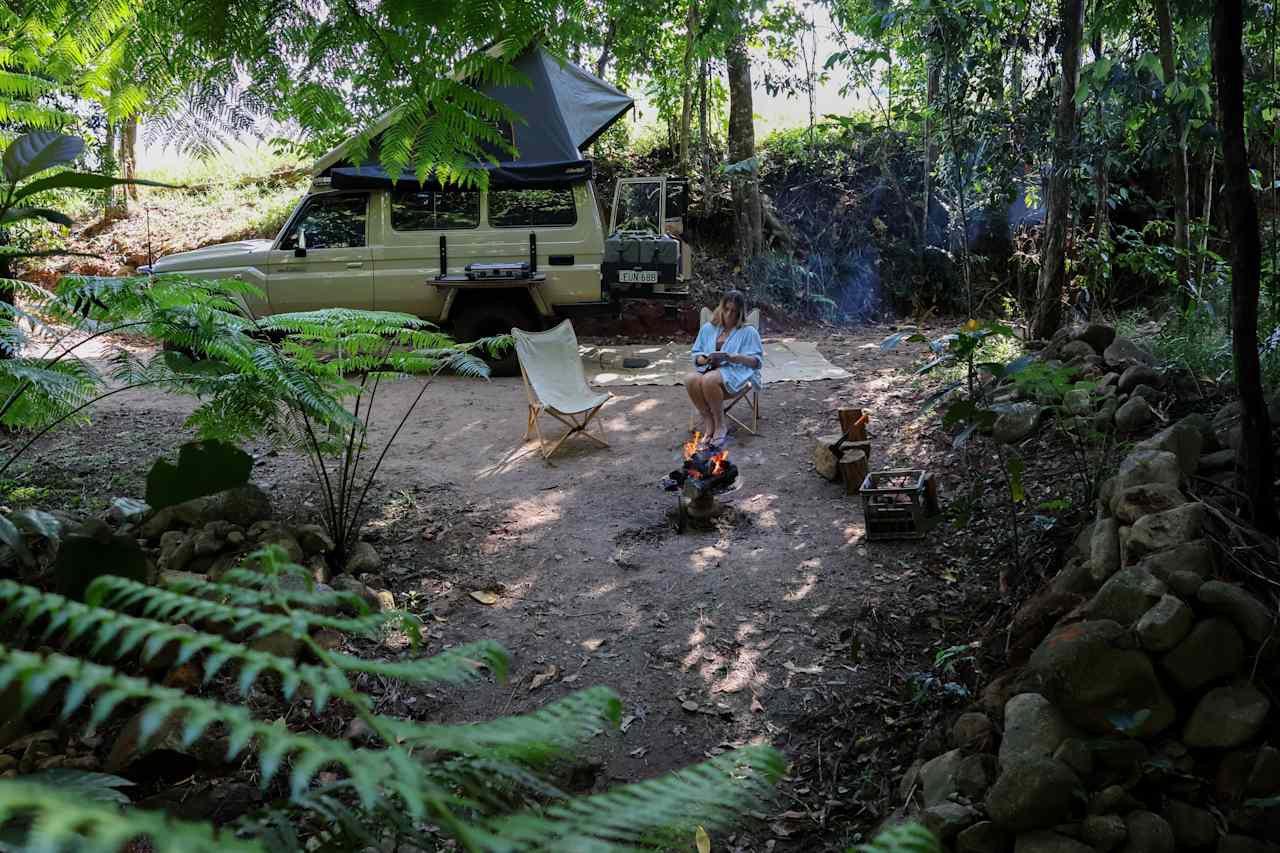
[812,407,871,495]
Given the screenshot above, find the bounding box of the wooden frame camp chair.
[692,306,761,436]
[514,320,612,459]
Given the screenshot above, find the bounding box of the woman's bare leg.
[703,370,727,443]
[685,373,714,436]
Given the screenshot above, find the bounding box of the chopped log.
[839,450,869,495]
[813,432,845,481]
[815,433,872,485]
[837,408,869,440]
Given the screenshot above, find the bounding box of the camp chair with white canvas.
[691,306,761,435]
[514,320,612,459]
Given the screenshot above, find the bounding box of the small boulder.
[951,711,995,753]
[1137,539,1216,582]
[1127,503,1206,559]
[1218,835,1280,853]
[1029,620,1176,737]
[1082,814,1128,851]
[985,757,1080,833]
[158,530,194,572]
[1104,337,1157,370]
[1111,482,1187,525]
[1013,832,1094,853]
[1090,785,1143,816]
[1000,694,1075,768]
[957,821,1008,853]
[1165,570,1207,598]
[1115,396,1154,433]
[1090,518,1122,583]
[1161,619,1244,692]
[1200,449,1236,472]
[1061,340,1097,362]
[1063,388,1093,416]
[1118,364,1160,394]
[922,802,979,841]
[107,497,150,526]
[1078,323,1117,354]
[1054,738,1094,779]
[1085,567,1167,625]
[1248,746,1280,797]
[294,524,335,556]
[1163,800,1217,849]
[1137,594,1194,652]
[1184,684,1271,749]
[994,403,1045,444]
[1129,383,1162,402]
[344,541,381,576]
[1198,581,1276,646]
[1138,420,1204,476]
[1115,449,1181,491]
[1094,397,1120,432]
[920,747,966,807]
[1121,811,1174,853]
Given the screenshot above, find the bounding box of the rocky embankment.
[901,324,1280,853]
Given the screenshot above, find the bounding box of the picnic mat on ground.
[581,339,852,387]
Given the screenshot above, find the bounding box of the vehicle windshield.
[612,181,662,234]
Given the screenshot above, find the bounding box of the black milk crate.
[860,469,934,541]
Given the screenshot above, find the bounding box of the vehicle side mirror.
[294,228,307,258]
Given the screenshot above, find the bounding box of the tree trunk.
[726,32,763,261]
[678,0,699,176]
[595,19,616,80]
[699,57,712,215]
[1091,31,1108,242]
[1212,0,1278,533]
[120,116,139,202]
[922,55,941,259]
[1155,0,1192,304]
[1030,0,1086,340]
[101,119,124,217]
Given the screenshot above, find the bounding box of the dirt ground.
[18,321,999,849]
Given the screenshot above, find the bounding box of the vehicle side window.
[489,188,577,228]
[281,195,367,250]
[391,190,480,231]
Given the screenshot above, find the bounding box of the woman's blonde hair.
[711,290,747,329]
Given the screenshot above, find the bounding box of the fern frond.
[389,686,620,761]
[0,780,264,853]
[0,647,462,817]
[85,575,416,644]
[479,745,786,852]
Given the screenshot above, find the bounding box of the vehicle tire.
[451,300,538,378]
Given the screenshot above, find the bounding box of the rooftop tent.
[316,46,633,190]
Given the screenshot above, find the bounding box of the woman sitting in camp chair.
[686,290,763,448]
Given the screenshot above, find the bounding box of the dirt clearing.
[17,322,994,849]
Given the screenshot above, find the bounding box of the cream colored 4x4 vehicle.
[145,47,690,373]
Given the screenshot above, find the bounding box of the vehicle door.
[266,192,374,313]
[372,187,483,319]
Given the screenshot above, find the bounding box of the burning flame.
[684,432,701,460]
[710,449,728,475]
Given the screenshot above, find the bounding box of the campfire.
[663,434,739,531]
[664,433,739,494]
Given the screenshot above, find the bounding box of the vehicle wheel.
[452,301,537,378]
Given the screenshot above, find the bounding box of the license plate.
[619,269,658,284]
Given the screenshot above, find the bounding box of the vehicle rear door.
[266,192,374,313]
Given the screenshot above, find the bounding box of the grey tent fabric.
[327,46,632,190]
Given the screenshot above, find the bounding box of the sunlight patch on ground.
[688,545,726,572]
[784,562,821,602]
[501,491,565,533]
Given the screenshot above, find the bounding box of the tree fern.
[0,548,781,850]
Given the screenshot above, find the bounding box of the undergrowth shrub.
[0,547,783,851]
[747,248,882,322]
